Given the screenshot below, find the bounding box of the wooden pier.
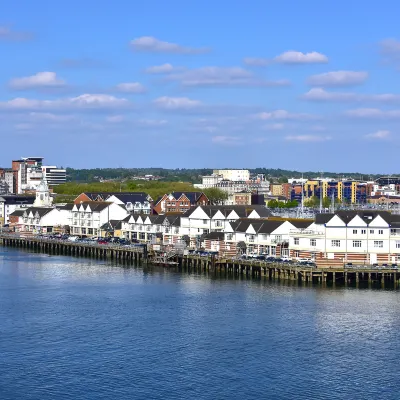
[0,234,148,264]
[1,234,400,286]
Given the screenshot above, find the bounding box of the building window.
[88,228,93,235]
[294,238,299,245]
[294,251,300,258]
[361,229,366,234]
[353,240,362,248]
[139,233,145,240]
[370,230,374,234]
[310,239,316,246]
[331,240,341,247]
[379,230,384,235]
[374,241,383,248]
[203,220,208,224]
[353,229,357,234]
[396,241,400,249]
[226,233,233,240]
[81,228,86,234]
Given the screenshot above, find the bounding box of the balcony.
[290,229,324,236]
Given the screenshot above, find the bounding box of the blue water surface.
[0,248,399,400]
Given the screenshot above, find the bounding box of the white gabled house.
[70,201,128,236]
[21,207,68,233]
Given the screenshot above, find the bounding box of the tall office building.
[41,166,67,186]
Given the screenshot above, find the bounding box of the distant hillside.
[65,167,384,184]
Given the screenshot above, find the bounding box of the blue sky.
[1,0,400,173]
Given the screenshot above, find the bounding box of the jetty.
[1,234,399,286]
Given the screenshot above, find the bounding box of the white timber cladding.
[289,212,400,264]
[70,203,129,236]
[21,208,69,233]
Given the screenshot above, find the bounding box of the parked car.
[345,263,353,268]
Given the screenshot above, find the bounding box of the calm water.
[1,249,400,400]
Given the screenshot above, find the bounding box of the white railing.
[290,229,325,236]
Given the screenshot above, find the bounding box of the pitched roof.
[316,211,396,225]
[25,207,54,217]
[9,209,25,217]
[0,195,35,205]
[56,203,74,211]
[170,192,204,203]
[100,219,123,231]
[231,219,285,234]
[106,192,152,203]
[78,201,112,212]
[183,205,271,218]
[78,192,151,202]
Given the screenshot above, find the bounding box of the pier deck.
[1,234,399,286]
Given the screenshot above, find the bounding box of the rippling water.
[1,248,400,399]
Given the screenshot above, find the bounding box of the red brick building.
[153,192,209,215]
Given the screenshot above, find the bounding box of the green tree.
[203,188,229,205]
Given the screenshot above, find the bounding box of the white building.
[21,207,68,233]
[289,211,400,266]
[70,202,129,236]
[0,195,35,225]
[213,169,250,181]
[42,166,67,186]
[105,193,152,215]
[33,179,53,207]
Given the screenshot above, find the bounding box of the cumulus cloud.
[307,71,368,87]
[115,82,146,93]
[0,25,33,41]
[274,51,328,64]
[9,72,66,90]
[256,109,315,120]
[365,130,390,139]
[0,94,129,111]
[153,96,202,110]
[144,63,183,74]
[285,135,331,142]
[167,66,290,87]
[346,108,400,118]
[130,36,209,54]
[302,88,400,102]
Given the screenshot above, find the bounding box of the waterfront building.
[0,195,35,225]
[21,207,66,234]
[152,192,209,215]
[289,210,400,266]
[74,192,152,214]
[69,201,129,237]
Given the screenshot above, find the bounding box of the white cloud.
[144,63,182,74]
[307,71,368,87]
[285,135,331,142]
[168,66,289,87]
[303,88,400,103]
[243,58,270,66]
[262,123,284,130]
[9,72,66,90]
[153,96,202,110]
[29,112,74,122]
[274,51,328,64]
[346,108,400,118]
[115,82,146,93]
[211,135,241,145]
[130,36,208,54]
[365,130,390,139]
[0,94,129,111]
[256,109,315,120]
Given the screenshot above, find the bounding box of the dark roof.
[78,192,151,202]
[316,211,397,225]
[183,205,271,219]
[100,220,123,231]
[106,193,152,203]
[76,201,112,212]
[9,209,25,217]
[24,207,54,217]
[231,219,285,234]
[56,203,74,211]
[0,195,35,205]
[170,192,205,203]
[290,220,313,229]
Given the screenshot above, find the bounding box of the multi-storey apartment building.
[41,166,67,186]
[152,192,209,214]
[289,211,400,266]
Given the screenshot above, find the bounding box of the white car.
[68,236,79,242]
[281,256,292,261]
